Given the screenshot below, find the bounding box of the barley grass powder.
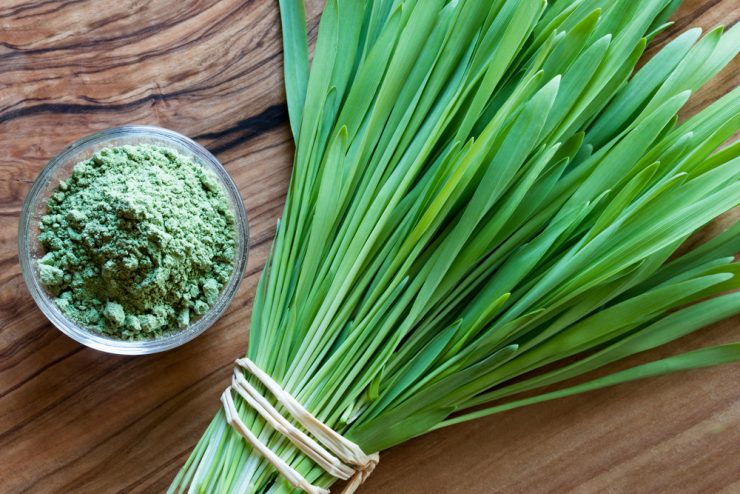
[37,144,236,339]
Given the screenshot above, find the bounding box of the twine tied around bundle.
[221,358,379,494]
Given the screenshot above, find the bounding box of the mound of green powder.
[37,144,237,339]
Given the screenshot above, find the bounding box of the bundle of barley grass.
[171,0,740,492]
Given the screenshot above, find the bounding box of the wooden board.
[0,1,738,492]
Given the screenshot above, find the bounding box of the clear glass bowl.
[18,125,249,355]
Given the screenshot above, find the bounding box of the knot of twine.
[221,358,379,494]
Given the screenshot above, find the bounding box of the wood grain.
[0,1,738,493]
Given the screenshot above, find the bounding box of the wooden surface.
[0,1,738,493]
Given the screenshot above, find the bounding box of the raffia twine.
[221,358,379,494]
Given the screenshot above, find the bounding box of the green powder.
[37,144,236,339]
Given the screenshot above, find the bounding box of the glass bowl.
[18,125,249,355]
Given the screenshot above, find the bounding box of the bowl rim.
[18,125,249,355]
